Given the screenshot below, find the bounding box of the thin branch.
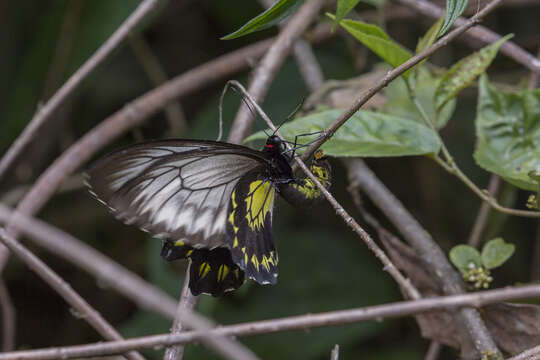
[424,341,442,360]
[3,284,540,360]
[0,204,257,359]
[330,344,339,360]
[0,228,145,360]
[467,175,501,247]
[346,159,499,358]
[0,0,161,181]
[392,0,540,74]
[0,279,15,351]
[227,0,326,144]
[128,34,188,136]
[299,0,505,162]
[163,267,198,360]
[227,81,421,301]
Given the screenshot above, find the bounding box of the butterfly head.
[263,135,285,154]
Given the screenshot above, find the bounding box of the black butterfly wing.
[226,168,278,285]
[85,140,269,250]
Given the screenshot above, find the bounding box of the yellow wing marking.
[261,255,271,272]
[174,240,185,246]
[228,191,240,233]
[198,262,211,279]
[233,237,239,248]
[290,164,330,199]
[245,180,274,231]
[250,254,260,272]
[186,249,193,257]
[217,264,229,282]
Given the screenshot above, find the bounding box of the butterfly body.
[86,136,331,296]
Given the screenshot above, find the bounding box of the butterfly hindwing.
[86,140,268,249]
[188,247,245,297]
[226,169,278,285]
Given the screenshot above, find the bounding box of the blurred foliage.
[1,0,540,359]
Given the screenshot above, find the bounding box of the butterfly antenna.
[272,98,305,137]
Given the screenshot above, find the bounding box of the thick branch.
[2,284,540,360]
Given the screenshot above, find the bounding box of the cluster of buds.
[526,194,538,210]
[463,262,493,289]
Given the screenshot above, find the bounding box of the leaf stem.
[404,78,540,218]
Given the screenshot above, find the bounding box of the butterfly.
[85,135,331,296]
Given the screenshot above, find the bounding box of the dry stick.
[424,342,442,360]
[163,268,196,360]
[258,0,325,92]
[0,279,15,351]
[228,81,421,301]
[0,228,145,360]
[128,34,188,137]
[467,175,501,248]
[3,284,540,360]
[0,0,160,181]
[227,0,326,144]
[0,205,257,360]
[392,0,540,74]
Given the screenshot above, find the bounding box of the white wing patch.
[86,142,263,249]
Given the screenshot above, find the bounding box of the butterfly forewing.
[226,169,278,285]
[86,140,267,249]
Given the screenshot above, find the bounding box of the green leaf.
[474,75,540,191]
[244,109,441,157]
[439,0,468,37]
[434,34,513,111]
[333,0,362,31]
[221,0,304,40]
[416,17,444,54]
[329,15,413,77]
[382,67,455,129]
[481,238,515,269]
[449,245,482,273]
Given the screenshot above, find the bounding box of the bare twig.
[227,0,326,144]
[299,0,506,162]
[258,0,324,92]
[0,204,258,358]
[0,279,15,351]
[129,34,188,136]
[346,159,499,359]
[0,0,161,181]
[0,228,144,360]
[393,0,540,74]
[467,175,501,247]
[424,341,442,360]
[3,284,540,360]
[163,266,199,360]
[330,344,339,360]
